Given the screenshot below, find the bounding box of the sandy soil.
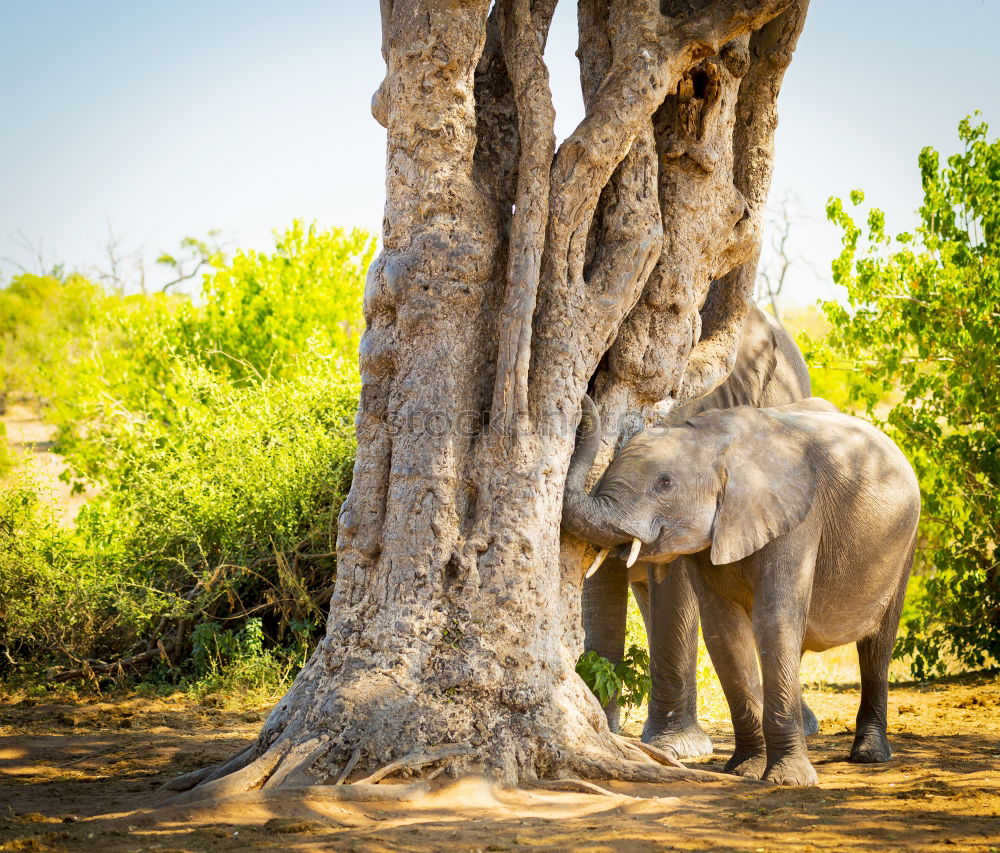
[1,672,997,852]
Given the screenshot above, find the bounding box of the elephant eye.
[655,475,673,493]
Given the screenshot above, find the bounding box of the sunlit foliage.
[822,115,999,676]
[0,223,369,688]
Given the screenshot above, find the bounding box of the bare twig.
[2,229,62,277]
[156,231,225,292]
[56,748,113,767]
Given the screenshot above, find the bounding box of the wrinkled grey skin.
[581,305,816,755]
[567,397,921,785]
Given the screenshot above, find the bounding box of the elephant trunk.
[562,395,629,548]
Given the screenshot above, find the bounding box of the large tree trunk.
[175,0,808,800]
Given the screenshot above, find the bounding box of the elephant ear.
[709,418,816,565]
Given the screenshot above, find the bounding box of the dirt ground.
[1,672,997,853]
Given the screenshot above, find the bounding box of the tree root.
[164,741,475,806]
[160,722,744,809]
[611,734,657,765]
[146,782,432,821]
[169,744,290,805]
[159,746,256,794]
[295,781,431,802]
[568,754,756,785]
[334,746,361,784]
[262,737,333,790]
[159,763,222,794]
[352,743,475,785]
[616,736,687,769]
[528,777,634,798]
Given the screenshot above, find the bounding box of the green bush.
[576,645,652,717]
[76,353,359,648]
[0,474,149,672]
[0,223,370,686]
[0,422,12,477]
[0,272,112,410]
[197,222,373,379]
[822,114,1000,676]
[780,305,890,415]
[46,221,373,482]
[182,617,309,701]
[0,355,359,679]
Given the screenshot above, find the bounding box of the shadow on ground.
[1,672,998,852]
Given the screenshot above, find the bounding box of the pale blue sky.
[1,1,997,305]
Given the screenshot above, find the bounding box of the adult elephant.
[579,304,815,755]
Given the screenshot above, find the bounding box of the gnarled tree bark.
[175,0,808,800]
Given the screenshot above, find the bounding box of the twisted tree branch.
[672,0,809,408]
[531,0,794,418]
[492,0,558,432]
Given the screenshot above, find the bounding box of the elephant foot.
[764,752,818,786]
[849,729,892,763]
[724,749,766,779]
[801,699,820,737]
[641,723,714,759]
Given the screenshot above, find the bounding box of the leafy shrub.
[576,588,652,715]
[197,222,373,379]
[780,305,890,415]
[0,272,112,410]
[0,422,12,477]
[822,115,999,676]
[179,616,313,702]
[74,353,359,653]
[46,222,373,481]
[0,223,370,685]
[576,645,651,716]
[0,357,359,677]
[0,474,150,672]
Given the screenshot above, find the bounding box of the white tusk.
[625,537,642,568]
[585,547,610,579]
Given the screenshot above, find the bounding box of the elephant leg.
[798,651,819,736]
[850,571,908,763]
[800,689,819,736]
[631,575,650,626]
[582,555,629,732]
[751,539,819,786]
[640,560,713,758]
[692,571,766,778]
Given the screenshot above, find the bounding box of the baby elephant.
[564,396,920,785]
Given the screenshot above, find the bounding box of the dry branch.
[45,648,162,683]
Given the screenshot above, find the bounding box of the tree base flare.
[161,716,759,810]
